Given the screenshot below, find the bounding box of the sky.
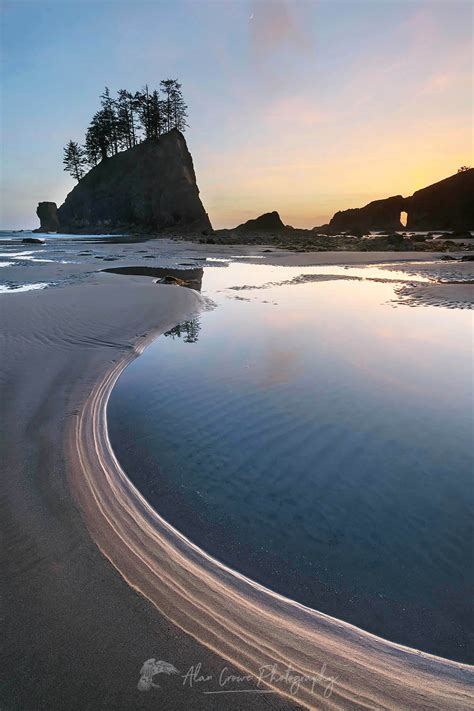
[1,0,473,230]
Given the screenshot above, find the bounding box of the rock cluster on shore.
[188,211,473,253]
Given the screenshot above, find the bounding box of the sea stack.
[51,129,211,233]
[236,211,286,232]
[34,202,60,232]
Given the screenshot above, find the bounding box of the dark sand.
[1,245,473,710]
[1,273,298,710]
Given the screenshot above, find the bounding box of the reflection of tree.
[164,318,200,343]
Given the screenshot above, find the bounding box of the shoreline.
[2,273,295,710]
[69,286,473,710]
[1,251,473,709]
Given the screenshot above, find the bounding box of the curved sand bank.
[71,289,473,708]
[2,258,473,710]
[2,273,297,710]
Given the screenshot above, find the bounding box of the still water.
[108,261,473,663]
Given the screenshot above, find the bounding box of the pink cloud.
[402,6,439,46]
[249,0,313,58]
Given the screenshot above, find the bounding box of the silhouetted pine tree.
[85,111,110,162]
[170,80,188,131]
[149,90,164,137]
[100,87,119,155]
[63,140,87,181]
[160,79,188,132]
[160,79,174,133]
[137,85,165,139]
[137,85,152,139]
[116,89,134,149]
[84,121,101,166]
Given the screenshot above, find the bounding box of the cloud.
[422,71,454,95]
[249,0,312,59]
[419,45,472,96]
[402,6,439,47]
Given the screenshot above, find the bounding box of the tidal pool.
[108,261,473,663]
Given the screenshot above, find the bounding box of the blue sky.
[1,0,472,229]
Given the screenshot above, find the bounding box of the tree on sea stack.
[148,89,165,138]
[160,79,188,132]
[100,87,120,154]
[116,89,138,148]
[84,119,103,166]
[63,140,87,182]
[171,81,188,131]
[62,81,189,172]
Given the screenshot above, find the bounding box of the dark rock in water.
[22,237,45,244]
[157,275,190,286]
[56,129,211,234]
[440,255,457,260]
[236,211,285,232]
[327,169,474,232]
[102,265,203,291]
[34,202,59,233]
[460,255,474,261]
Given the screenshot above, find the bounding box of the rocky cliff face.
[328,169,474,232]
[406,169,474,230]
[329,196,405,233]
[34,202,60,232]
[56,130,211,233]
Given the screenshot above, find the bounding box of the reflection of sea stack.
[36,130,211,234]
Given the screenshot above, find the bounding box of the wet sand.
[1,244,473,710]
[1,272,298,710]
